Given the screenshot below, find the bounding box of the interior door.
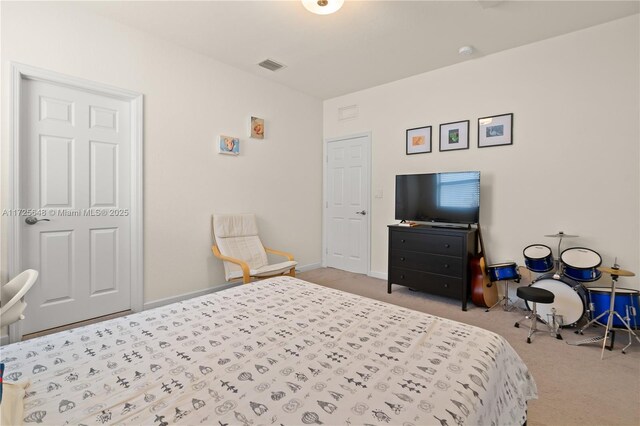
[326,134,370,274]
[19,78,132,334]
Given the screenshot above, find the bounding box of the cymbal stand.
[553,234,565,278]
[545,231,579,277]
[621,305,638,354]
[575,268,640,359]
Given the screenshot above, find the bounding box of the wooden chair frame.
[211,245,296,284]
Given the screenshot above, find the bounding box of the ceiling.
[76,1,639,100]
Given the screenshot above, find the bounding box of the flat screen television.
[395,171,480,224]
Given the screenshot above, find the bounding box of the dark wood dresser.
[387,224,477,310]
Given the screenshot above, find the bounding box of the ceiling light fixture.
[302,0,344,15]
[458,46,475,56]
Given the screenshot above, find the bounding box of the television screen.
[395,171,480,224]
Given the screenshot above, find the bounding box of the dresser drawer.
[390,250,463,278]
[389,268,462,299]
[390,230,462,256]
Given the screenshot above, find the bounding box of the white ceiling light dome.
[302,0,344,15]
[458,46,474,56]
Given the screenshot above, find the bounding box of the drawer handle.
[400,274,405,279]
[443,264,449,269]
[444,243,450,248]
[400,257,405,261]
[401,239,406,243]
[444,284,449,288]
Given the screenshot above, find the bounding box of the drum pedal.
[567,330,615,349]
[546,310,563,340]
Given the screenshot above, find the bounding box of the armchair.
[212,213,297,284]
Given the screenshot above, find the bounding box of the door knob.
[356,210,367,215]
[25,216,50,225]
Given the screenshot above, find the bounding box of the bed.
[1,276,537,425]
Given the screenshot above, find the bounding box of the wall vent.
[338,105,359,121]
[258,59,286,72]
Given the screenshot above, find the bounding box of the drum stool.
[514,287,562,343]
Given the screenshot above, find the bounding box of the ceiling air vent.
[258,59,286,72]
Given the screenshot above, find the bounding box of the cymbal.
[597,266,635,277]
[544,232,579,238]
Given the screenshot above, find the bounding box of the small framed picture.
[406,125,432,155]
[478,113,513,148]
[219,135,240,155]
[439,120,469,152]
[250,116,264,139]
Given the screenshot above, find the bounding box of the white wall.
[324,15,640,290]
[1,2,323,306]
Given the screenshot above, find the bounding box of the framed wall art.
[219,135,240,155]
[406,125,432,155]
[478,113,513,148]
[250,116,264,139]
[439,120,469,152]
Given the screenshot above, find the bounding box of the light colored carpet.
[298,268,640,426]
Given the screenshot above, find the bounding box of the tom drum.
[561,247,602,282]
[487,262,520,282]
[523,244,554,273]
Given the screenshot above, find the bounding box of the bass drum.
[528,273,587,327]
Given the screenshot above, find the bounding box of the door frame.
[7,63,144,331]
[322,132,372,275]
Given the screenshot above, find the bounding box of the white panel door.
[326,135,370,273]
[19,78,131,334]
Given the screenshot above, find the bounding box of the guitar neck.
[477,223,490,265]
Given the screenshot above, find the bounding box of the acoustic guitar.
[471,224,499,308]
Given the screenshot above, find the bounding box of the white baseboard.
[0,333,9,346]
[298,262,322,273]
[369,270,387,280]
[143,263,322,311]
[143,281,241,311]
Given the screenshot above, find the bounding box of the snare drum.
[528,273,587,327]
[523,244,554,272]
[588,287,639,329]
[561,247,602,282]
[487,262,520,282]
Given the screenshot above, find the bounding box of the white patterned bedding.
[1,277,537,425]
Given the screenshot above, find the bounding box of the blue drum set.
[516,231,640,356]
[521,232,639,334]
